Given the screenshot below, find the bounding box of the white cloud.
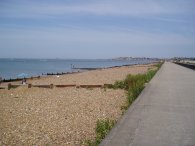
[1,0,195,58]
[1,0,193,18]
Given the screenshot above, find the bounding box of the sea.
[0,58,157,80]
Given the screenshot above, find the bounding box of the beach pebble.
[0,64,155,146]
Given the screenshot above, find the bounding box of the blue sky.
[0,0,195,59]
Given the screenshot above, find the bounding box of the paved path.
[100,62,195,146]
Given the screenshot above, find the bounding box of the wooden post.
[104,84,113,88]
[8,83,11,90]
[28,84,32,88]
[50,84,54,89]
[0,77,2,85]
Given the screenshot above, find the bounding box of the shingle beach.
[0,64,156,146]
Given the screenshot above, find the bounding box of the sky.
[0,0,195,59]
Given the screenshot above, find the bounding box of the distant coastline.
[0,58,159,81]
[112,57,161,61]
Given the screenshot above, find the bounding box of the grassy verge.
[85,62,163,146]
[85,119,115,146]
[116,62,163,112]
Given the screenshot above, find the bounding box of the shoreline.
[0,62,158,145]
[0,62,158,88]
[1,62,158,83]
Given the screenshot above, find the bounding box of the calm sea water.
[0,58,156,79]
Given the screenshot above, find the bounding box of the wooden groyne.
[1,71,81,83]
[72,67,103,70]
[8,83,24,90]
[29,84,54,89]
[79,85,103,88]
[55,84,76,88]
[6,83,113,90]
[2,76,41,82]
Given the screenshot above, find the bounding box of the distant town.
[112,57,195,62]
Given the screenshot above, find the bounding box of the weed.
[112,80,126,89]
[84,62,163,146]
[96,119,115,139]
[112,62,163,110]
[154,62,163,68]
[85,119,115,146]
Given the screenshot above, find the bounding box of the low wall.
[174,62,195,70]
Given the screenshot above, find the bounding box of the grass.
[113,62,163,112]
[85,62,163,146]
[85,119,115,146]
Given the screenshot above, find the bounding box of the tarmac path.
[100,62,195,146]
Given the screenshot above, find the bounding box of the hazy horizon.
[0,56,194,60]
[1,0,195,59]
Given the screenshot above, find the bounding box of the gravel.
[0,87,125,145]
[0,64,154,146]
[28,64,152,85]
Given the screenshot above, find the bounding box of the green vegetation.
[85,119,115,146]
[85,62,163,146]
[115,62,163,111]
